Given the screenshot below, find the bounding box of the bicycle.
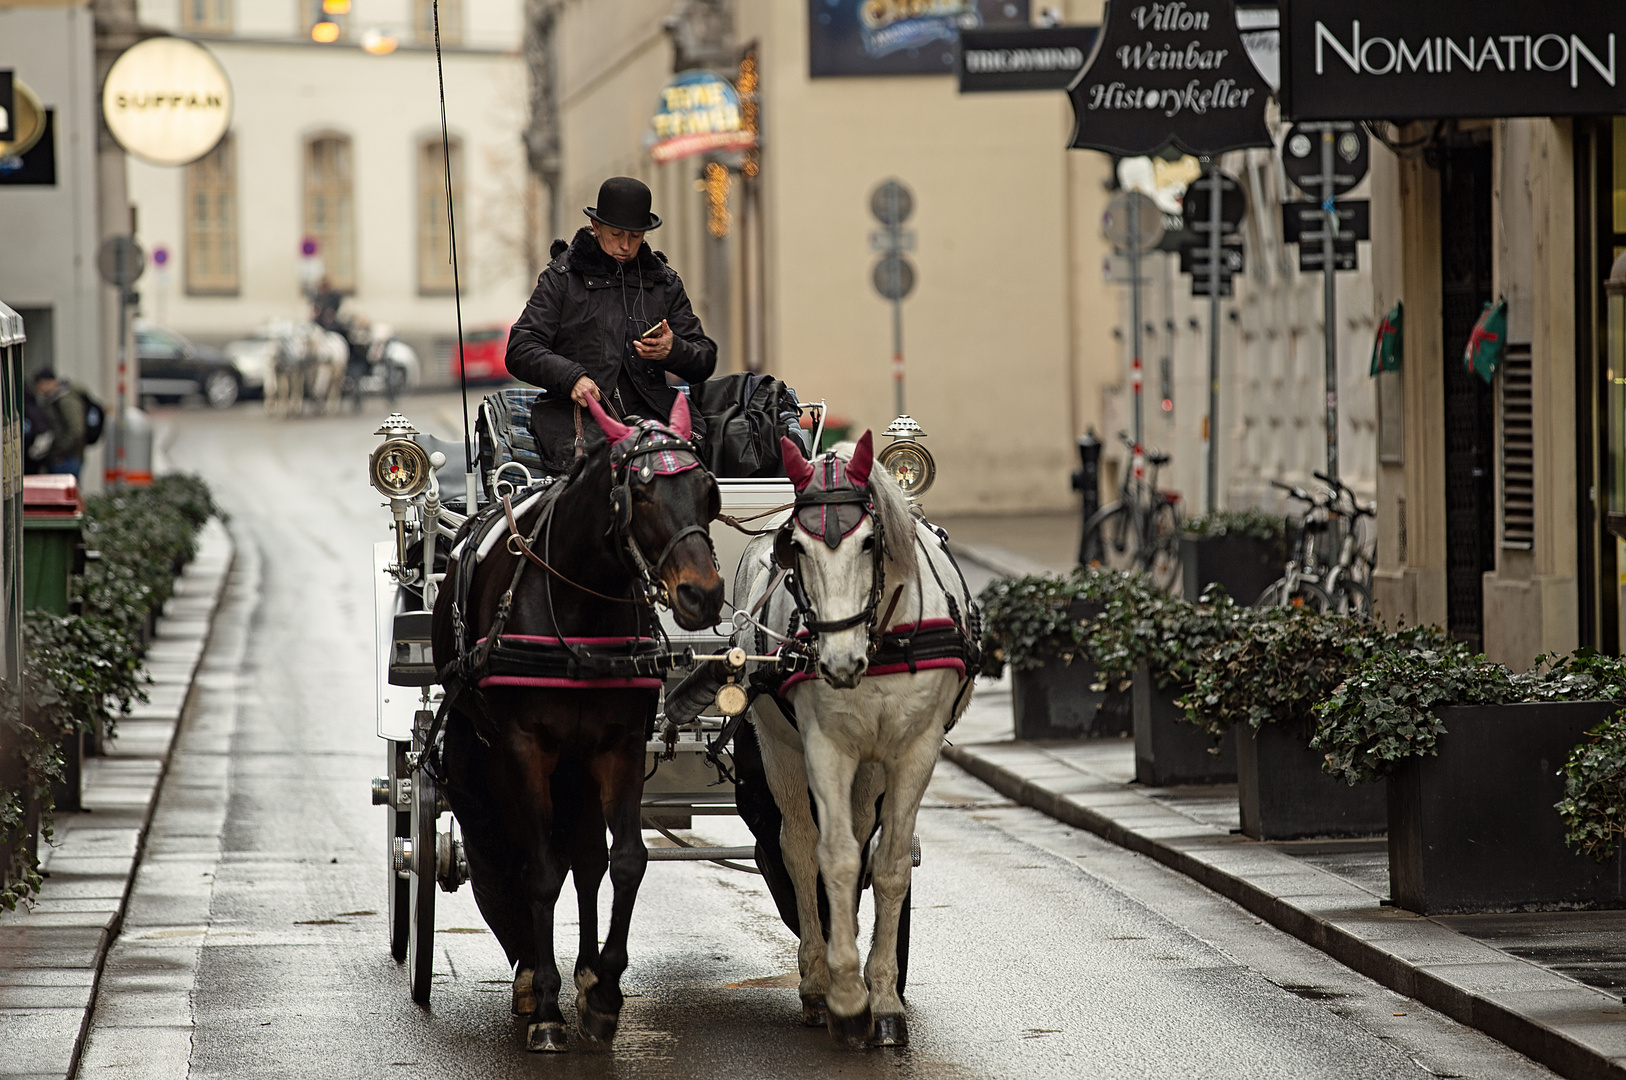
[1079,431,1182,592]
[1255,472,1375,619]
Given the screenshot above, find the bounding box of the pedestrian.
[505,176,717,473]
[32,368,87,478]
[22,384,54,475]
[311,275,343,333]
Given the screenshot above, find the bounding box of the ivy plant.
[1557,712,1626,863]
[977,567,1144,678]
[1182,507,1287,548]
[1087,584,1252,695]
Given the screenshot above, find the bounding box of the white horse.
[266,322,347,417]
[733,432,978,1048]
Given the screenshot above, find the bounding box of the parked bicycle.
[1255,471,1375,619]
[1079,431,1182,592]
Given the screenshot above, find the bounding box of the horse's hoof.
[512,968,536,1016]
[526,1022,569,1053]
[870,1014,909,1047]
[577,1001,619,1043]
[827,1006,873,1047]
[800,996,828,1027]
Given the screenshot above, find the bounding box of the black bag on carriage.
[689,372,806,479]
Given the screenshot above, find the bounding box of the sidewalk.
[946,532,1626,1080]
[0,520,234,1080]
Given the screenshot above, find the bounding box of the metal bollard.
[106,406,154,487]
[1070,429,1101,566]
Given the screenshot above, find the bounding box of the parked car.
[451,325,511,383]
[135,321,242,408]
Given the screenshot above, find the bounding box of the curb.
[943,741,1626,1080]
[0,518,235,1080]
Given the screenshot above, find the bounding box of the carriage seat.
[477,388,549,488]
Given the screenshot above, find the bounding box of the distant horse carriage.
[265,321,348,417]
[365,382,978,1051]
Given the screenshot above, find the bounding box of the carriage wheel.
[387,742,411,961]
[408,763,438,1004]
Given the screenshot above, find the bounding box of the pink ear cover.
[846,430,874,487]
[780,435,815,490]
[668,391,693,439]
[585,394,633,442]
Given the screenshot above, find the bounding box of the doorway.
[1438,143,1496,650]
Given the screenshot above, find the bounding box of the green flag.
[1370,301,1402,376]
[1464,299,1508,384]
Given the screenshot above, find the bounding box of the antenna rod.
[433,0,476,502]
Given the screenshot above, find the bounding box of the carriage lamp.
[370,415,432,500]
[878,415,936,502]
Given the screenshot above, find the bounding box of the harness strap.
[502,493,646,605]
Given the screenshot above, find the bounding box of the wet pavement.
[59,394,1563,1078]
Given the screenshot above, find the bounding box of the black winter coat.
[505,227,717,471]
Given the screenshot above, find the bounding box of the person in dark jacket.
[505,176,717,472]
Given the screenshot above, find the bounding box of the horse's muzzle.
[818,657,868,690]
[670,577,724,632]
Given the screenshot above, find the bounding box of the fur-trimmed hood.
[553,226,671,280]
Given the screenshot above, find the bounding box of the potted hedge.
[1087,583,1243,785]
[1314,648,1626,914]
[1180,509,1285,605]
[979,568,1139,740]
[1180,609,1412,839]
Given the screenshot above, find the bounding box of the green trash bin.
[23,475,86,811]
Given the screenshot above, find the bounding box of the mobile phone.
[640,320,668,339]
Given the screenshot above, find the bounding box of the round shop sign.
[102,37,232,166]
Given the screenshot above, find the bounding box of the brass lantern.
[877,414,936,503]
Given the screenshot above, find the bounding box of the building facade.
[124,0,534,368]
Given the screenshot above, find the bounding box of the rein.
[504,494,645,606]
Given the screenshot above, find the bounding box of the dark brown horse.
[431,395,723,1052]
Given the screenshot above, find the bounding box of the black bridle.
[774,472,889,640]
[606,420,720,606]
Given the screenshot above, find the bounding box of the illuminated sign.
[649,70,756,165]
[102,37,232,167]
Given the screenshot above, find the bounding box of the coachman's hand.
[570,376,603,406]
[634,321,674,363]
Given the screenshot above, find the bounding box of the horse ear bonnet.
[794,453,868,550]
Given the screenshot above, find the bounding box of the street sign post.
[869,179,914,415]
[1105,191,1163,446]
[1283,121,1369,484]
[1180,167,1245,513]
[96,236,145,487]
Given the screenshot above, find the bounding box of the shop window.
[304,133,355,291]
[418,136,462,295]
[185,134,238,295]
[414,0,462,45]
[1501,345,1534,551]
[180,0,231,33]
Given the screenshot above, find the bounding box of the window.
[414,0,462,46]
[180,0,232,33]
[418,136,463,295]
[184,134,238,295]
[303,0,349,41]
[304,133,355,291]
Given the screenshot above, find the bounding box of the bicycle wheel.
[1329,577,1373,621]
[1079,502,1138,573]
[1140,501,1182,593]
[1255,576,1333,612]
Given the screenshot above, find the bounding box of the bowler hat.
[585,176,662,232]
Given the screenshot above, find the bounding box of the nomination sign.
[1069,0,1273,157]
[1281,0,1626,120]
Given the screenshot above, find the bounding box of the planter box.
[1237,721,1386,840]
[1389,701,1626,914]
[1181,533,1282,605]
[1012,657,1113,740]
[1133,664,1236,785]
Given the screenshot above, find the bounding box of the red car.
[451,325,511,383]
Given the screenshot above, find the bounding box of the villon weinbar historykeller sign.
[1068,0,1273,157]
[1280,0,1626,120]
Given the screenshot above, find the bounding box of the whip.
[432,0,476,504]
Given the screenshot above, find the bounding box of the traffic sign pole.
[1321,131,1339,484]
[888,183,904,415]
[1129,192,1143,447]
[1206,166,1222,514]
